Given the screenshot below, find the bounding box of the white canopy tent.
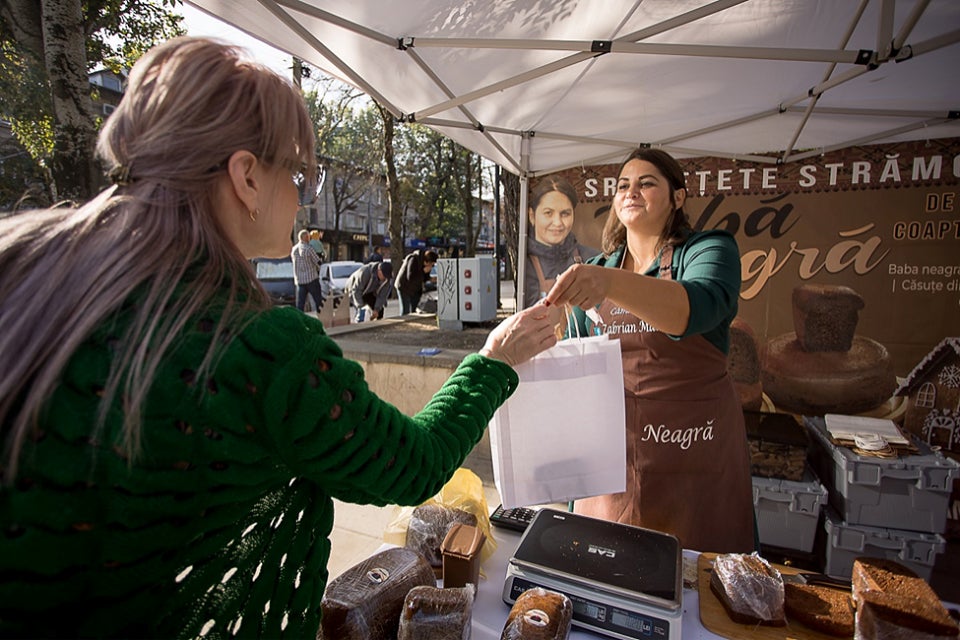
[187,0,960,307]
[187,0,959,177]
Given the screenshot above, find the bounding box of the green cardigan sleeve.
[211,307,518,506]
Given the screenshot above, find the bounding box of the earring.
[249,208,259,222]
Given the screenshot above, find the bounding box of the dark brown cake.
[397,584,475,640]
[851,557,959,638]
[792,284,864,352]
[783,581,855,637]
[762,333,896,415]
[319,547,436,640]
[501,587,573,640]
[709,553,786,626]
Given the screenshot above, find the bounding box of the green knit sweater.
[0,305,517,638]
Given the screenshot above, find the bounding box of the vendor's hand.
[479,303,558,367]
[543,263,610,310]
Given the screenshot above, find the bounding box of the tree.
[0,0,184,204]
[499,170,521,281]
[305,81,382,260]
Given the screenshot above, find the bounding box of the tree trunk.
[376,103,403,263]
[41,0,99,202]
[499,170,520,282]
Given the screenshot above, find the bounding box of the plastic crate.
[822,508,945,582]
[752,466,827,553]
[804,416,959,534]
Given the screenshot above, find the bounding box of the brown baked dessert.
[783,581,855,637]
[318,547,436,640]
[792,284,864,352]
[406,504,478,575]
[762,333,896,415]
[501,587,573,640]
[398,584,475,640]
[709,553,786,626]
[851,557,959,638]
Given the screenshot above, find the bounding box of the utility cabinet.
[437,256,497,328]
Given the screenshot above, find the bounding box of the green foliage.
[85,0,186,73]
[9,117,54,162]
[0,0,184,204]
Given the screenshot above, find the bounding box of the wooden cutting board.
[697,552,852,640]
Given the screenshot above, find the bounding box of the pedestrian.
[345,260,394,322]
[308,229,325,259]
[291,229,324,313]
[365,245,385,263]
[0,36,558,638]
[395,248,439,315]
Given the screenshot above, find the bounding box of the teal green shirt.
[1,305,517,638]
[567,230,741,353]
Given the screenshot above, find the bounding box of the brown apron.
[574,246,755,553]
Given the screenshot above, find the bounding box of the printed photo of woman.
[523,175,598,309]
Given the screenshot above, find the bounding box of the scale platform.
[503,508,682,640]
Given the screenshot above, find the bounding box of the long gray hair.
[0,37,317,481]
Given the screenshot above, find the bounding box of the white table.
[471,527,725,639]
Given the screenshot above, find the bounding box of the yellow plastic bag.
[383,468,497,569]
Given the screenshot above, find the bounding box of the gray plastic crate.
[804,416,959,533]
[752,466,827,553]
[822,508,945,582]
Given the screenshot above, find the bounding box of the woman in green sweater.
[0,37,556,638]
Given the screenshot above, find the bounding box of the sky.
[180,4,293,77]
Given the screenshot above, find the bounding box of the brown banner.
[533,138,960,376]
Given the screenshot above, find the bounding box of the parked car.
[319,260,363,302]
[252,257,295,305]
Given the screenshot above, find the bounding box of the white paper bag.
[489,334,626,508]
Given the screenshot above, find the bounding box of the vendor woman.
[543,148,755,553]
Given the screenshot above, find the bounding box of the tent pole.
[516,133,532,311]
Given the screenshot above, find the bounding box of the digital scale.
[503,509,683,640]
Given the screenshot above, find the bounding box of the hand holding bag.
[489,330,626,508]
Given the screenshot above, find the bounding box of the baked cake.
[783,581,855,637]
[763,284,896,415]
[851,557,959,639]
[793,284,864,352]
[709,553,786,626]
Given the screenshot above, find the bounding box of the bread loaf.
[501,587,573,640]
[318,547,435,640]
[851,557,959,639]
[709,553,786,626]
[406,504,478,575]
[397,584,475,640]
[783,581,854,637]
